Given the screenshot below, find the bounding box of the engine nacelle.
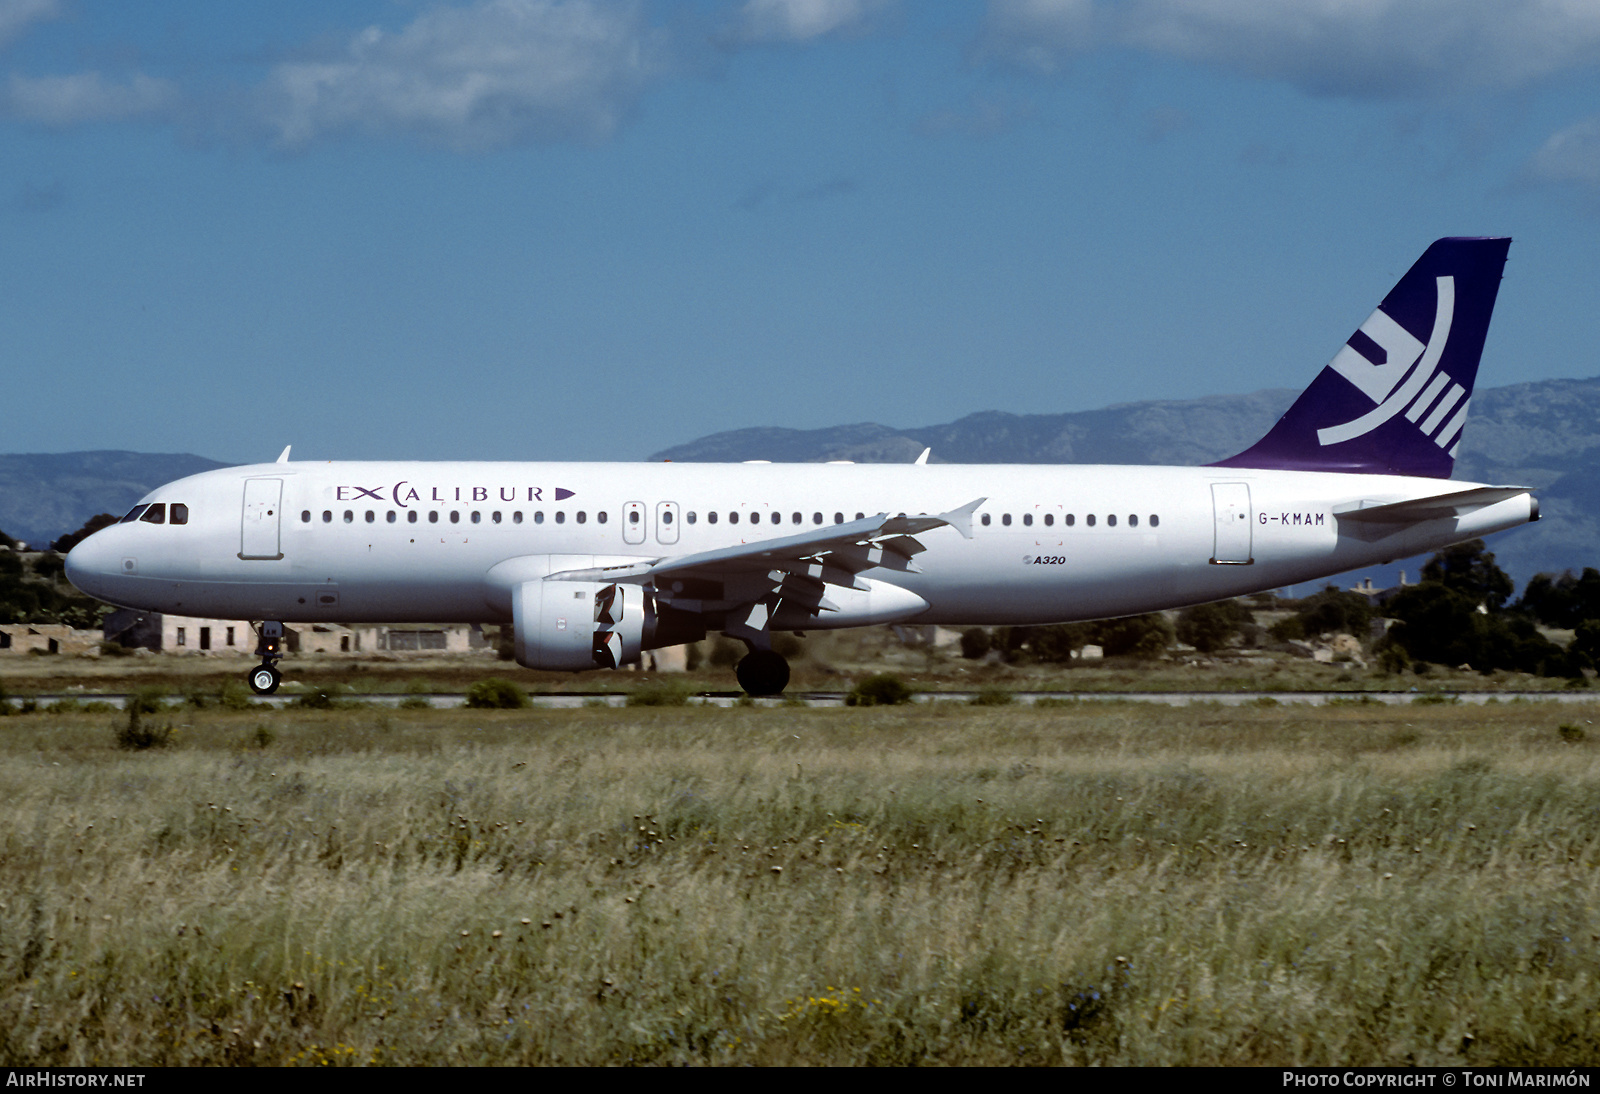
[512,580,702,671]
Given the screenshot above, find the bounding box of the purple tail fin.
[1214,237,1510,478]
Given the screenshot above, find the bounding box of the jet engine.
[511,579,703,670]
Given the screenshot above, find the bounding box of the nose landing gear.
[248,621,285,695]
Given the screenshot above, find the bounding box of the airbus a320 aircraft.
[66,237,1536,696]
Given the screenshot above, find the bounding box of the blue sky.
[5,0,1600,465]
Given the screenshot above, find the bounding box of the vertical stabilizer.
[1214,237,1510,478]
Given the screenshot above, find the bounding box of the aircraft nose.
[64,528,126,601]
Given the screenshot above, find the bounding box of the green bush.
[968,685,1014,706]
[125,686,169,715]
[959,628,992,660]
[295,686,343,709]
[463,678,530,709]
[845,673,913,707]
[114,706,170,751]
[398,679,433,709]
[219,680,256,710]
[627,681,691,707]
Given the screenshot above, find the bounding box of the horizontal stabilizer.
[1333,486,1532,524]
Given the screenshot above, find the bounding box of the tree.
[1386,582,1570,676]
[1420,539,1514,611]
[1094,614,1174,659]
[1516,568,1600,629]
[959,628,991,660]
[1176,601,1254,653]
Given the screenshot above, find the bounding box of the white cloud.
[0,0,60,49]
[260,0,663,150]
[3,71,178,125]
[730,0,892,44]
[981,0,1600,96]
[979,0,1092,74]
[1527,115,1600,188]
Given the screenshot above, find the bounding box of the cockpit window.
[170,503,189,525]
[139,503,167,525]
[121,505,150,523]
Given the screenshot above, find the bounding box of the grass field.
[3,691,1599,1065]
[1,623,1591,700]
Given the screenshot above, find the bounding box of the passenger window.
[1150,514,1160,528]
[855,512,864,521]
[343,510,353,523]
[1066,514,1075,527]
[628,510,640,525]
[771,512,780,525]
[981,514,991,527]
[323,510,333,523]
[301,510,311,523]
[170,504,189,525]
[492,511,501,523]
[597,511,608,524]
[687,511,697,524]
[534,511,544,524]
[1044,514,1054,526]
[471,511,481,524]
[1128,514,1138,527]
[450,511,460,524]
[121,505,149,523]
[792,512,802,524]
[729,512,739,525]
[576,511,586,524]
[1023,514,1033,526]
[1087,514,1096,527]
[1002,514,1011,526]
[408,511,418,523]
[429,511,439,524]
[661,511,672,525]
[513,512,522,523]
[1108,514,1117,527]
[387,511,396,523]
[140,504,166,524]
[708,512,718,525]
[555,512,565,524]
[834,512,844,524]
[365,510,375,523]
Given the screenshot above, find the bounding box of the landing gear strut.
[735,648,790,697]
[249,621,285,695]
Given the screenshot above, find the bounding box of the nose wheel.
[249,663,281,695]
[249,620,286,695]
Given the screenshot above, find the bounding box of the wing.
[548,497,985,641]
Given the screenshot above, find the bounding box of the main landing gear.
[249,621,285,695]
[735,648,790,697]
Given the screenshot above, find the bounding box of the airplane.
[65,236,1537,697]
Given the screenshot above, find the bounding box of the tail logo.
[1318,276,1469,456]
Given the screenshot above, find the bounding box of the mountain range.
[5,377,1599,587]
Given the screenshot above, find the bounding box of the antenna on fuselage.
[275,445,292,464]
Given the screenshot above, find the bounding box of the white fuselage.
[64,460,1536,628]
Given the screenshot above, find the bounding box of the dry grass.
[2,699,1599,1064]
